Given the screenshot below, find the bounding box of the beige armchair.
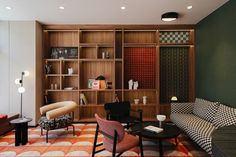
[39,101,78,142]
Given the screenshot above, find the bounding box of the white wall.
[0,21,38,125]
[0,21,10,114]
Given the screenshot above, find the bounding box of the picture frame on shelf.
[51,47,78,59]
[88,79,95,89]
[92,80,100,90]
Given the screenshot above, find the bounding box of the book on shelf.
[144,125,163,133]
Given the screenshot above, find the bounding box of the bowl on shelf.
[134,99,140,104]
[64,87,73,90]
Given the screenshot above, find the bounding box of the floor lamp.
[15,70,29,119]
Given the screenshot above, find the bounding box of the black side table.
[10,118,32,146]
[131,122,181,157]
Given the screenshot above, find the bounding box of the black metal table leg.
[159,139,163,157]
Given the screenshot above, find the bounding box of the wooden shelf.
[124,43,157,47]
[80,43,114,47]
[123,89,157,92]
[80,89,114,92]
[131,103,157,107]
[46,89,79,92]
[62,74,79,77]
[46,74,61,77]
[79,59,114,62]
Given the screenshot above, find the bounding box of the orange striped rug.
[0,123,209,157]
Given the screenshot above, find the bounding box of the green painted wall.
[196,0,236,107]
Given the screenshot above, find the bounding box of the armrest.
[40,101,78,120]
[171,102,194,114]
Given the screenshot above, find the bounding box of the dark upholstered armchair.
[104,101,142,128]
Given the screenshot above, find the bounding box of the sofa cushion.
[203,102,220,123]
[193,98,218,122]
[187,119,216,154]
[170,113,212,132]
[212,104,236,128]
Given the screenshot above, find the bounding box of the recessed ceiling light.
[59,6,65,10]
[5,6,12,10]
[121,6,126,10]
[187,6,193,10]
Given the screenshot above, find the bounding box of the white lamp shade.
[171,96,178,101]
[23,70,29,77]
[18,87,25,93]
[15,78,21,85]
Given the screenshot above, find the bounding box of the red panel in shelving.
[124,47,156,89]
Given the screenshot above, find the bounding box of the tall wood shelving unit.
[42,25,195,122]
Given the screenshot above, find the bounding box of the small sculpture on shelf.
[143,96,147,105]
[114,93,120,102]
[128,80,133,90]
[45,64,52,74]
[105,51,109,59]
[68,68,73,75]
[133,81,138,90]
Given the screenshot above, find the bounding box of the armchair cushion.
[39,114,72,130]
[104,132,139,153]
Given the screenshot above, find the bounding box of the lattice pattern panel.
[159,31,190,44]
[124,48,156,89]
[160,47,189,103]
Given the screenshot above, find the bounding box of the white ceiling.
[0,0,229,25]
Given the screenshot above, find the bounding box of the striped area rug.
[0,123,209,157]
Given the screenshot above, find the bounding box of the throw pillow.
[193,98,214,120]
[212,104,236,128]
[203,102,220,123]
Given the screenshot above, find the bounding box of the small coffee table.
[131,121,180,157]
[10,118,32,146]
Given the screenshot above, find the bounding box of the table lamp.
[171,96,178,102]
[15,70,29,119]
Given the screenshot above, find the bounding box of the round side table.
[10,118,32,146]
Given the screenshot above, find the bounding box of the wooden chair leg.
[72,125,75,136]
[41,127,43,136]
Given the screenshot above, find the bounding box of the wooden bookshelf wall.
[42,25,195,122]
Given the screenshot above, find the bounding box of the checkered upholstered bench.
[170,98,236,155]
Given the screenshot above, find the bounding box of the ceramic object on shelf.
[134,99,139,104]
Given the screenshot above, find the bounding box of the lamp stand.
[20,72,24,119]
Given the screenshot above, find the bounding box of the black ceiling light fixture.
[161,12,178,22]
